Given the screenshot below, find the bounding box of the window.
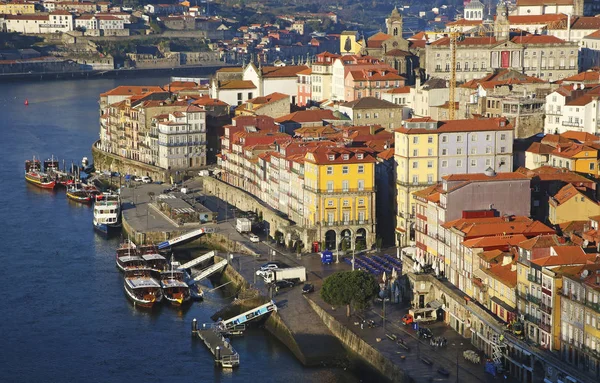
[342,166,349,174]
[471,159,477,167]
[327,212,334,223]
[442,149,447,155]
[485,146,491,154]
[441,136,447,143]
[457,148,463,155]
[591,163,596,171]
[428,136,433,143]
[456,135,463,143]
[358,165,364,174]
[327,200,334,206]
[413,149,419,156]
[427,174,433,184]
[457,160,463,167]
[357,180,364,191]
[327,181,333,192]
[358,198,364,205]
[500,147,506,153]
[470,148,476,155]
[427,160,433,168]
[486,159,491,166]
[248,92,253,99]
[237,92,242,101]
[500,134,506,140]
[471,134,477,141]
[343,200,349,207]
[327,166,333,175]
[428,148,433,156]
[412,175,419,184]
[357,153,364,160]
[413,136,419,144]
[342,180,349,192]
[486,134,491,141]
[342,154,349,160]
[442,160,448,168]
[412,161,418,169]
[328,154,335,160]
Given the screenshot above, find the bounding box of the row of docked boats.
[116,241,203,308]
[25,157,122,236]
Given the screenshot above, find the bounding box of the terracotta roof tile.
[395,117,512,134]
[483,263,517,288]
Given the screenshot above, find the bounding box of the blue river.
[0,77,363,382]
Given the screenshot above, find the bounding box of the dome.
[484,167,497,177]
[465,0,484,9]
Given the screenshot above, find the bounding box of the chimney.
[370,125,375,135]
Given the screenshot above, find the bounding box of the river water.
[0,78,360,382]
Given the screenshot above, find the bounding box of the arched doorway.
[274,230,284,245]
[355,228,367,251]
[325,230,336,251]
[339,229,352,251]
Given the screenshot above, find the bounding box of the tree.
[320,270,378,317]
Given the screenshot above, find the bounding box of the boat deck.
[126,277,161,289]
[193,324,239,368]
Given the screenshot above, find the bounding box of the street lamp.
[452,342,463,383]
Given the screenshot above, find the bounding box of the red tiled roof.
[275,109,338,123]
[518,234,561,250]
[550,183,593,205]
[526,142,554,155]
[100,85,164,97]
[218,80,256,90]
[442,216,554,238]
[483,263,517,288]
[260,65,309,78]
[511,35,566,44]
[395,117,513,134]
[386,86,412,94]
[431,36,498,47]
[304,146,377,165]
[532,246,594,267]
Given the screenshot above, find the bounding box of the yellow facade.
[0,2,36,14]
[549,193,600,225]
[304,157,374,225]
[395,130,439,244]
[340,32,363,55]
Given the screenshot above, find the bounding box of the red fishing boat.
[25,158,56,189]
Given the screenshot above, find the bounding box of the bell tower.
[494,1,510,40]
[386,7,403,38]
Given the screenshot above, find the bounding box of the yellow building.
[394,117,514,246]
[482,263,518,323]
[303,146,376,251]
[549,143,599,178]
[340,31,363,55]
[0,1,35,14]
[548,183,600,225]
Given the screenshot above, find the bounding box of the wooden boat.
[116,255,146,272]
[123,268,162,308]
[66,187,92,204]
[159,269,191,306]
[137,244,159,256]
[25,158,56,189]
[141,253,169,274]
[116,239,137,259]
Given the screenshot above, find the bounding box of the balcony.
[158,141,208,147]
[527,274,541,284]
[586,300,600,313]
[396,180,436,187]
[303,185,374,194]
[540,303,552,314]
[539,322,551,333]
[524,313,540,325]
[562,121,583,127]
[527,294,541,305]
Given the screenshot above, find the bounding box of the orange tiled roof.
[275,109,338,123]
[462,234,528,249]
[442,216,554,238]
[219,80,256,90]
[532,246,594,267]
[550,183,594,206]
[100,85,164,97]
[511,35,566,44]
[561,131,599,142]
[395,117,513,134]
[304,146,377,165]
[483,263,517,288]
[518,234,561,250]
[526,142,555,155]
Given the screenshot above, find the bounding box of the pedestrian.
[361,321,364,330]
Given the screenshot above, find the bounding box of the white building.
[242,63,307,102]
[210,79,257,107]
[515,0,581,16]
[157,105,207,170]
[76,14,125,31]
[5,11,73,34]
[580,30,600,70]
[544,84,599,134]
[464,0,484,21]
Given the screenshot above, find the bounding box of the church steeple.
[386,7,403,38]
[494,0,510,40]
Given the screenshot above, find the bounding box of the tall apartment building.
[394,117,514,246]
[155,105,206,169]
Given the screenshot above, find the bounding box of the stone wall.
[92,141,168,182]
[306,297,412,382]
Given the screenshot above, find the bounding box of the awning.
[491,296,516,312]
[428,299,444,310]
[213,169,222,175]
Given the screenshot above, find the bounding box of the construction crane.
[448,31,464,121]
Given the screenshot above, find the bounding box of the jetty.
[177,250,217,270]
[192,301,277,368]
[189,259,228,284]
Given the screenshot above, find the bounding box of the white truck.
[236,218,252,233]
[263,266,307,284]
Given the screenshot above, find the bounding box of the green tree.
[320,270,378,317]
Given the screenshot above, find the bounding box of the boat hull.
[25,174,56,189]
[124,283,162,308]
[93,222,121,236]
[67,192,92,204]
[163,292,191,306]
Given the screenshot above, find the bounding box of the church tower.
[494,1,510,40]
[386,7,403,38]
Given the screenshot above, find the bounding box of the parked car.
[274,280,295,290]
[417,327,433,339]
[141,176,152,184]
[249,234,260,243]
[402,314,414,325]
[133,176,142,182]
[259,262,283,272]
[302,284,314,294]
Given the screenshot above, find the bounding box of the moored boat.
[116,255,146,272]
[141,253,169,274]
[123,268,162,308]
[25,158,56,189]
[93,193,121,235]
[159,269,191,306]
[66,187,92,204]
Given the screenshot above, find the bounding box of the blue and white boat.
[93,193,121,235]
